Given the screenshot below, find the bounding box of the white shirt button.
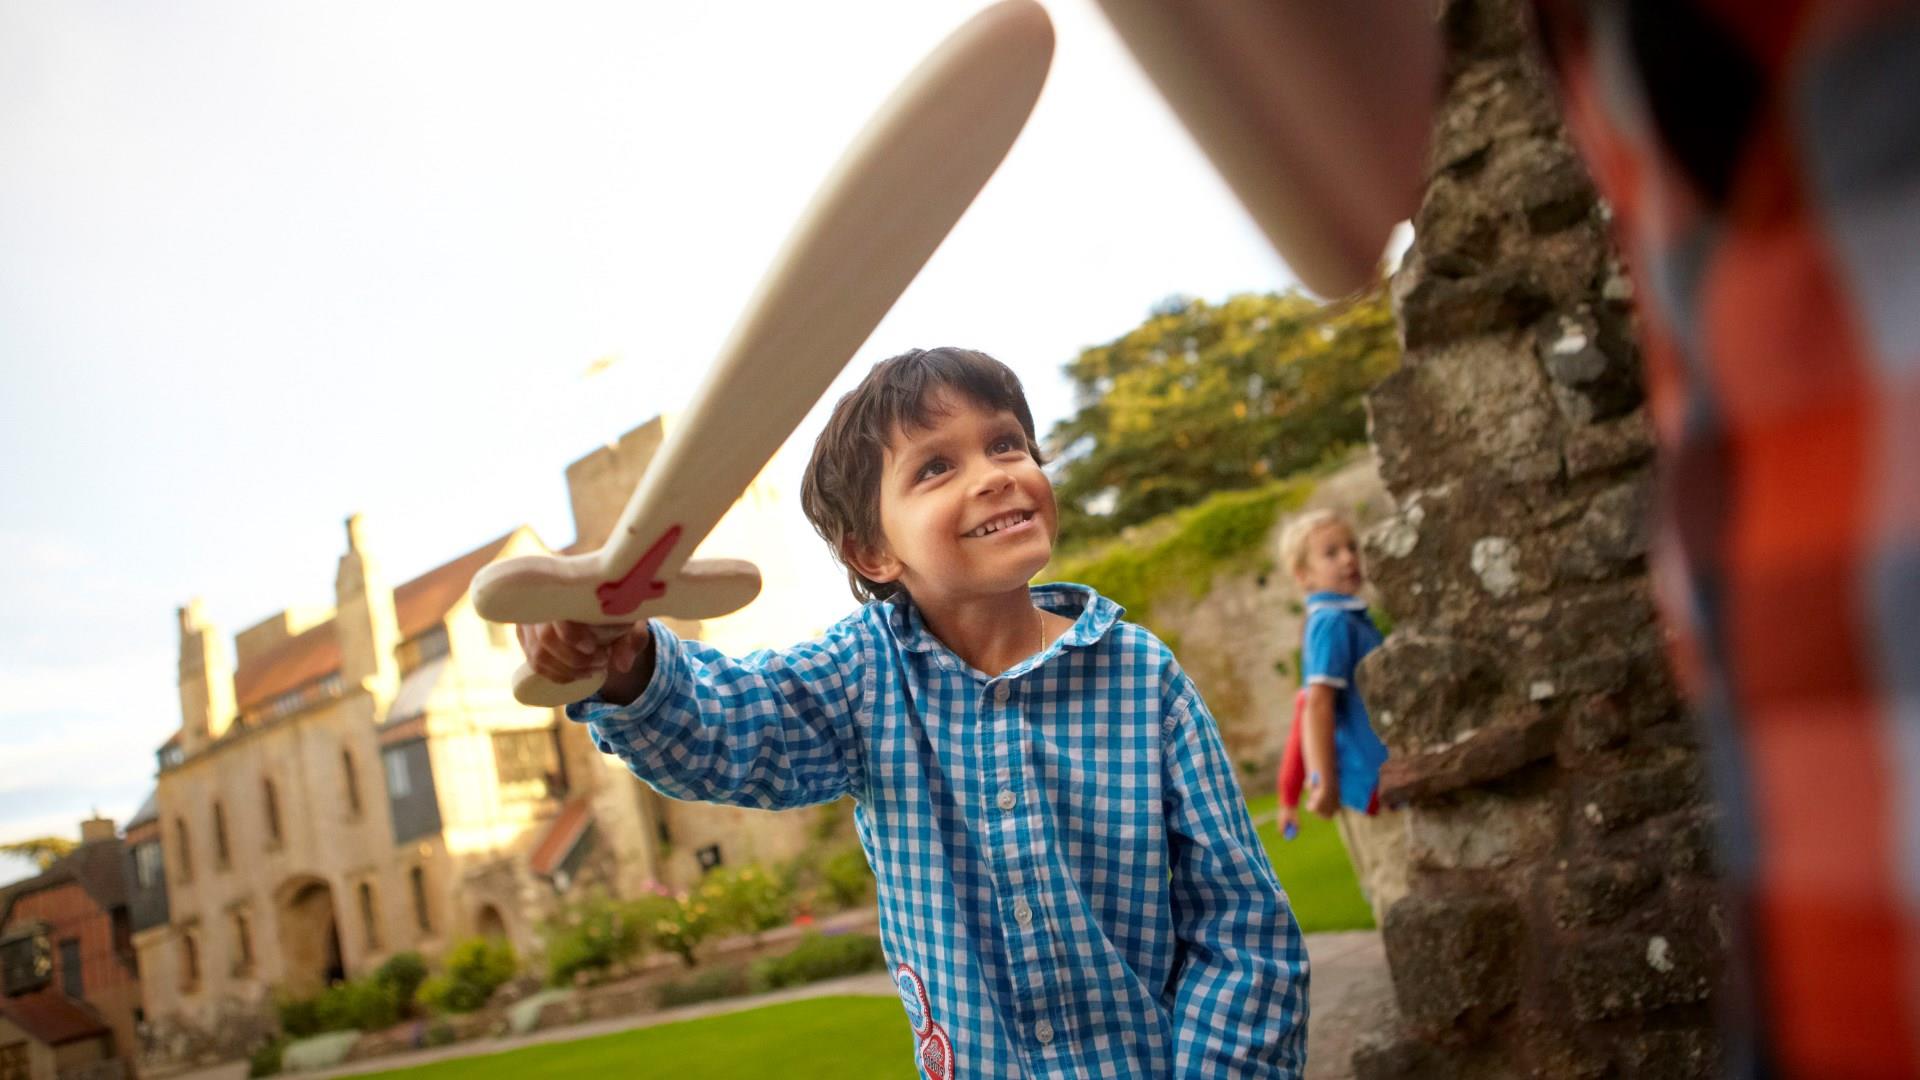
[993,682,1011,705]
[996,790,1017,811]
[1034,1019,1054,1045]
[1013,899,1033,927]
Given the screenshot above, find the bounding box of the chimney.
[177,598,237,754]
[79,816,116,844]
[335,514,400,699]
[564,417,665,550]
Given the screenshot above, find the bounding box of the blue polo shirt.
[1301,591,1388,811]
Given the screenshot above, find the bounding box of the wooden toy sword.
[474,1,1054,706]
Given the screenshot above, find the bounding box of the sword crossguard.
[597,525,682,616]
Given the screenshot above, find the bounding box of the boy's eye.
[990,435,1025,456]
[916,459,951,481]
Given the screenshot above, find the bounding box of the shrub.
[702,866,793,936]
[648,891,714,967]
[422,1020,457,1048]
[248,1038,285,1077]
[821,843,875,909]
[313,977,401,1033]
[749,933,887,993]
[657,965,749,1007]
[276,996,322,1039]
[542,893,645,987]
[419,937,517,1014]
[374,952,428,1016]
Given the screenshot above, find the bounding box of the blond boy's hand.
[1277,803,1300,840]
[515,621,655,705]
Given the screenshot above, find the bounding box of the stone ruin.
[1353,0,1729,1075]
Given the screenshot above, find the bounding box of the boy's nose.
[972,463,1015,496]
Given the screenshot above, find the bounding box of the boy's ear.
[842,537,903,586]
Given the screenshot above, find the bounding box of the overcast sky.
[0,0,1303,883]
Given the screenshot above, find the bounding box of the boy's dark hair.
[801,347,1045,603]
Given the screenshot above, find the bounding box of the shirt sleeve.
[1161,667,1310,1078]
[1301,610,1355,688]
[565,617,866,811]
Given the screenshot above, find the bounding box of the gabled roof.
[0,990,110,1047]
[229,533,516,711]
[529,798,594,878]
[0,838,129,926]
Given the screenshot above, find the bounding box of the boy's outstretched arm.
[1162,674,1309,1078]
[522,618,866,812]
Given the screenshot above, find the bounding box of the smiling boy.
[517,347,1307,1078]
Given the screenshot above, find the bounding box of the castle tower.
[334,513,400,700]
[175,598,236,754]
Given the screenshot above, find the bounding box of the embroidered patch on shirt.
[917,1021,954,1080]
[896,963,931,1034]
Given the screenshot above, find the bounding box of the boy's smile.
[855,390,1057,606]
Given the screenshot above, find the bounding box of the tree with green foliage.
[1048,289,1398,542]
[1,837,78,872]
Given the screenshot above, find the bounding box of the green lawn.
[360,795,1368,1080]
[359,997,908,1079]
[1246,791,1374,933]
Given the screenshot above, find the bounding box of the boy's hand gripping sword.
[473,1,1054,706]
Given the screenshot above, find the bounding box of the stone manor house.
[130,418,854,1047]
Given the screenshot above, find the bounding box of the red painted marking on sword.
[596,525,682,616]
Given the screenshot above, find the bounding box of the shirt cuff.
[562,620,684,727]
[1305,674,1349,689]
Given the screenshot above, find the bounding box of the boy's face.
[851,390,1057,606]
[1294,521,1365,595]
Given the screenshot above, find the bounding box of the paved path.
[169,931,1392,1079]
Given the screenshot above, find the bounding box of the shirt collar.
[881,583,1121,660]
[1306,590,1369,613]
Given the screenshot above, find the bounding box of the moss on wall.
[1044,475,1317,625]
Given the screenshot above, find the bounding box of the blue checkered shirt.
[569,583,1308,1078]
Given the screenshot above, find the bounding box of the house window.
[396,626,450,674]
[384,748,412,798]
[179,931,200,991]
[0,931,49,995]
[58,939,81,998]
[174,820,193,883]
[343,750,363,815]
[493,728,561,797]
[134,841,164,889]
[410,867,431,933]
[358,883,380,951]
[263,779,283,847]
[212,803,231,870]
[233,912,254,973]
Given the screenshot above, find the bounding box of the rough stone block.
[1548,859,1661,928]
[1562,930,1715,1021]
[1398,267,1554,351]
[1378,710,1559,804]
[1650,807,1722,878]
[1408,790,1559,870]
[1564,408,1655,479]
[1362,634,1504,754]
[1352,1035,1469,1080]
[1618,1029,1722,1080]
[1383,894,1523,1035]
[1577,757,1708,833]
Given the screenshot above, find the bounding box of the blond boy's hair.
[1278,508,1353,578]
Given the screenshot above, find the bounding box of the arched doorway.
[474,904,507,943]
[276,877,344,994]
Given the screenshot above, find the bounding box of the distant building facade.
[0,816,144,1080]
[132,418,853,1062]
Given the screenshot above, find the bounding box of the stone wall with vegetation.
[1046,454,1387,775]
[1353,0,1727,1075]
